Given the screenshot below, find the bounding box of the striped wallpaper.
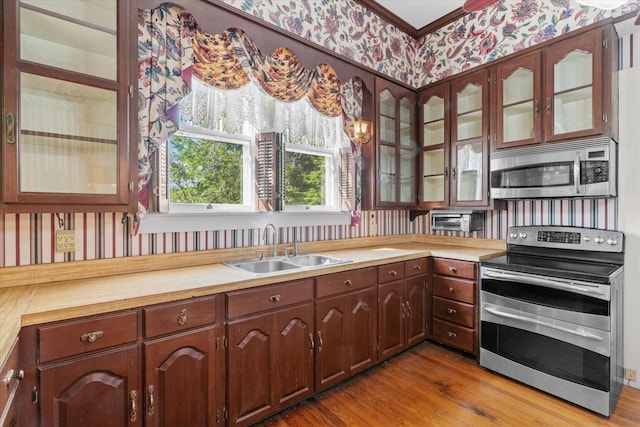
[0,199,618,267]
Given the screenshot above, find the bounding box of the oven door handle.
[482,270,606,296]
[483,306,603,341]
[574,150,581,194]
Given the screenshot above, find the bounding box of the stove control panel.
[507,226,624,253]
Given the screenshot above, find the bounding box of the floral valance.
[137,3,364,230]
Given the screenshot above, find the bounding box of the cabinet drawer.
[433,258,476,280]
[433,296,474,328]
[405,258,428,277]
[433,275,475,304]
[432,318,475,353]
[144,296,216,338]
[39,311,138,363]
[0,339,19,419]
[315,267,376,298]
[377,262,405,283]
[227,279,313,319]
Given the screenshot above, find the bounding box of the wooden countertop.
[0,234,505,364]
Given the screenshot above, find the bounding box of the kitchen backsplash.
[0,198,617,267]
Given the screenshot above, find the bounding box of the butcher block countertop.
[0,234,505,364]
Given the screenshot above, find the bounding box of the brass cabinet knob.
[80,330,104,343]
[178,308,188,326]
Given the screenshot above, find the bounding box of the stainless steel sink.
[287,254,350,267]
[224,253,351,276]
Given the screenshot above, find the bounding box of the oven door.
[480,267,612,394]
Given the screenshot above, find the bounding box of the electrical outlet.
[369,212,378,236]
[55,230,76,253]
[625,368,637,382]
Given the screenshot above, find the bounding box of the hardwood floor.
[257,342,640,426]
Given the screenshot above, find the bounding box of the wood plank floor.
[257,342,640,426]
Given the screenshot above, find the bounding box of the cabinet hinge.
[32,386,39,404]
[224,408,228,421]
[224,336,228,348]
[602,112,608,122]
[128,84,134,97]
[602,38,607,49]
[128,181,134,192]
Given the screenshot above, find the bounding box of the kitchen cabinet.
[367,77,417,209]
[0,339,22,427]
[1,0,136,212]
[37,310,141,427]
[315,268,377,391]
[377,259,429,361]
[419,70,492,209]
[142,296,223,427]
[431,258,479,356]
[493,26,617,149]
[226,280,314,427]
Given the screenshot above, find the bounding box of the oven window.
[482,279,609,316]
[491,162,573,189]
[482,322,610,391]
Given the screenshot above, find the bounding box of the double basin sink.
[224,253,351,276]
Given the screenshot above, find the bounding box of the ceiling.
[355,0,467,38]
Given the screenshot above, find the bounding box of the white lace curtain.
[179,76,351,149]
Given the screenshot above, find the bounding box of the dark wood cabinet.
[39,345,141,427]
[226,280,314,427]
[431,258,479,356]
[0,339,22,427]
[1,0,136,212]
[492,26,617,150]
[364,77,417,209]
[377,259,428,361]
[315,268,377,391]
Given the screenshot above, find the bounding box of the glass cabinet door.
[376,79,416,207]
[451,69,488,207]
[2,0,132,208]
[495,52,542,149]
[544,30,602,142]
[419,83,449,208]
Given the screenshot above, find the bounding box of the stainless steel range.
[479,225,624,416]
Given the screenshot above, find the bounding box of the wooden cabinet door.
[227,313,277,427]
[39,345,141,427]
[450,69,490,208]
[275,304,314,409]
[494,52,543,149]
[378,280,405,360]
[143,326,219,427]
[347,288,377,374]
[315,296,348,391]
[405,275,427,348]
[544,28,603,143]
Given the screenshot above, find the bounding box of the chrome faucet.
[263,223,278,257]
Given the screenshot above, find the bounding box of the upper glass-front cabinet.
[451,69,489,207]
[545,29,603,142]
[376,78,416,207]
[1,0,134,211]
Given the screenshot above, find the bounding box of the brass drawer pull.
[344,279,352,286]
[178,308,188,326]
[447,331,457,338]
[308,333,315,353]
[413,265,422,271]
[147,385,155,416]
[448,266,458,273]
[389,270,397,276]
[129,390,138,423]
[448,287,455,293]
[447,308,457,315]
[269,294,281,302]
[317,331,323,352]
[80,330,104,343]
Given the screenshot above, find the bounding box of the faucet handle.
[284,247,294,257]
[256,249,266,260]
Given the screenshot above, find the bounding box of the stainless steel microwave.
[490,137,617,199]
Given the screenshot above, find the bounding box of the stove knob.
[594,236,604,244]
[510,232,519,239]
[607,238,618,245]
[519,232,528,239]
[582,236,591,242]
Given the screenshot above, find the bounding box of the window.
[283,145,338,211]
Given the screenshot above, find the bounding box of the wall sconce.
[353,118,371,145]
